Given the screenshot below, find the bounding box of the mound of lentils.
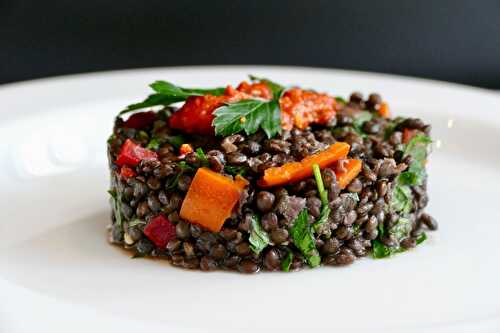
[107,92,438,273]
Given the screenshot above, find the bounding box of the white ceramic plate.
[1,66,499,333]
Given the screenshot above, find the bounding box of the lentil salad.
[107,76,437,273]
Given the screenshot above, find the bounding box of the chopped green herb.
[131,253,146,259]
[281,250,294,272]
[290,209,321,267]
[121,81,225,114]
[123,94,184,114]
[312,164,331,233]
[314,205,331,234]
[107,134,116,144]
[389,217,412,241]
[335,96,347,104]
[383,117,405,139]
[352,224,361,236]
[128,219,146,227]
[416,232,427,245]
[312,164,328,206]
[165,173,182,191]
[213,99,282,139]
[137,130,149,142]
[378,218,386,238]
[108,189,123,226]
[166,135,185,148]
[248,75,285,99]
[372,239,391,259]
[146,137,161,150]
[150,80,225,98]
[224,165,249,176]
[372,219,424,259]
[178,161,194,172]
[404,134,432,162]
[391,184,412,214]
[165,162,193,190]
[352,111,373,133]
[249,215,270,255]
[397,134,432,186]
[398,170,420,186]
[195,147,210,167]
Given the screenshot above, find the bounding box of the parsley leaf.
[312,164,328,206]
[372,218,418,259]
[391,184,413,214]
[166,135,185,148]
[123,94,183,114]
[129,219,146,227]
[249,215,270,255]
[352,111,373,133]
[390,217,412,241]
[165,161,193,190]
[195,148,210,167]
[290,209,321,267]
[121,81,225,114]
[248,75,285,99]
[224,165,249,176]
[213,99,281,139]
[397,134,432,186]
[146,137,161,150]
[372,239,391,258]
[281,250,294,272]
[383,117,405,140]
[108,189,123,226]
[335,96,347,104]
[404,134,432,162]
[416,232,427,245]
[398,170,420,186]
[312,164,331,233]
[150,80,225,98]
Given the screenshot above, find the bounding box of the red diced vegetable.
[120,165,136,178]
[168,83,273,135]
[124,111,156,129]
[403,128,418,144]
[179,143,194,156]
[115,138,158,167]
[143,214,176,248]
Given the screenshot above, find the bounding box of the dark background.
[1,0,499,88]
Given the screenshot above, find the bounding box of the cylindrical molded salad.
[107,76,437,273]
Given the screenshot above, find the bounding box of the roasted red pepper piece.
[279,88,337,130]
[236,81,273,99]
[168,82,273,135]
[120,165,136,178]
[143,214,176,248]
[115,138,158,167]
[403,128,418,144]
[124,111,156,129]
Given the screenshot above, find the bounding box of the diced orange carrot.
[378,102,390,118]
[402,128,418,144]
[336,159,362,189]
[258,142,350,188]
[179,168,247,232]
[234,174,249,189]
